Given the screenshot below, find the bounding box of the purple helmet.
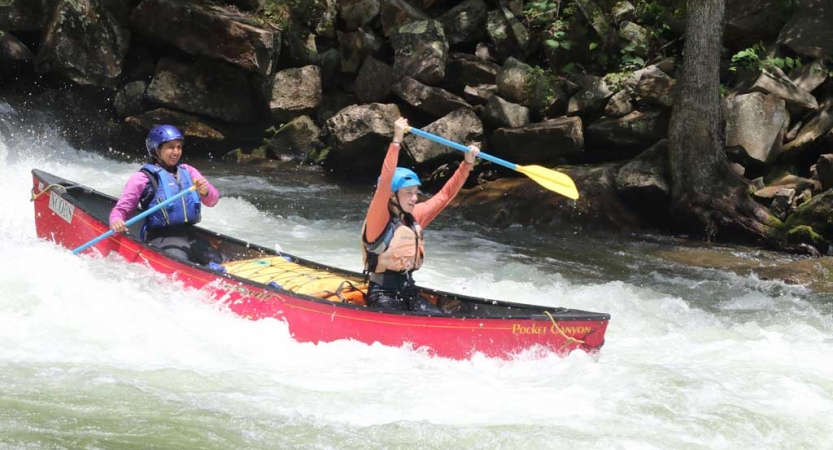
[145,125,184,156]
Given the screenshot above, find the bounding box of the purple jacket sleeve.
[182,164,220,206]
[109,171,150,225]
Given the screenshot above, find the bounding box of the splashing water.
[1,104,832,449]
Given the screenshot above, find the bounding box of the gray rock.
[337,28,383,73]
[749,66,819,112]
[724,92,787,165]
[355,56,394,103]
[438,0,488,46]
[777,1,833,59]
[265,66,323,124]
[483,95,530,128]
[265,115,324,162]
[391,20,448,85]
[114,81,147,118]
[392,76,471,117]
[615,139,669,204]
[37,0,130,88]
[782,102,833,155]
[490,117,584,164]
[402,108,483,164]
[605,89,634,118]
[339,0,380,31]
[131,0,279,76]
[147,57,256,124]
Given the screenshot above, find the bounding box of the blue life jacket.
[139,164,202,239]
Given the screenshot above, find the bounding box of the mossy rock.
[786,225,830,249]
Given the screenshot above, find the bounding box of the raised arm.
[413,145,479,228]
[365,117,408,242]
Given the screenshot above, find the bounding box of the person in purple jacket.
[109,125,222,264]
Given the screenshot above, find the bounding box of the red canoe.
[31,169,610,360]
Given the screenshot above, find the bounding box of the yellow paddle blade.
[515,165,579,200]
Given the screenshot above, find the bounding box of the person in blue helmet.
[109,124,222,265]
[362,117,480,312]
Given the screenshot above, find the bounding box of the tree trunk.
[668,0,785,249]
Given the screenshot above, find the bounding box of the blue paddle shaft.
[72,186,197,254]
[407,127,518,170]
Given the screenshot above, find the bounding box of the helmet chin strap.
[389,192,403,216]
[389,192,415,225]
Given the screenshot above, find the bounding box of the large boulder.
[777,0,833,59]
[497,57,569,119]
[482,95,530,129]
[0,0,46,32]
[36,0,131,89]
[725,0,787,49]
[264,65,323,124]
[485,8,529,63]
[574,0,616,46]
[636,71,677,108]
[402,108,483,165]
[354,56,394,103]
[146,57,257,124]
[380,0,430,36]
[490,117,584,164]
[782,102,833,155]
[567,74,615,117]
[453,164,641,231]
[281,24,321,68]
[748,66,819,112]
[391,20,448,85]
[437,0,488,46]
[339,0,381,31]
[460,84,497,106]
[265,115,324,163]
[784,189,833,245]
[496,57,533,104]
[724,92,787,166]
[615,139,670,206]
[586,110,669,158]
[124,107,230,156]
[791,59,829,94]
[392,76,471,118]
[443,53,500,94]
[337,28,383,73]
[113,80,148,118]
[0,30,35,77]
[324,103,402,177]
[131,0,280,76]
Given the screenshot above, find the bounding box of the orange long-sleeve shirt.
[364,143,473,243]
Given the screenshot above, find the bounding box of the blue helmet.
[391,167,421,193]
[146,125,184,156]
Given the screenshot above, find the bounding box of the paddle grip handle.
[407,127,518,171]
[72,186,197,254]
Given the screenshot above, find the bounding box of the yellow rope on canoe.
[31,183,67,201]
[544,310,585,348]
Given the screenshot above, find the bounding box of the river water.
[1,101,832,449]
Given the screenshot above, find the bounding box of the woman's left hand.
[464,145,480,165]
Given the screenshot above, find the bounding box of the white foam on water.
[1,119,832,450]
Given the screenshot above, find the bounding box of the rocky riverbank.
[1,0,832,252]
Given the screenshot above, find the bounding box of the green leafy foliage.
[524,0,579,56]
[729,42,803,75]
[524,66,565,117]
